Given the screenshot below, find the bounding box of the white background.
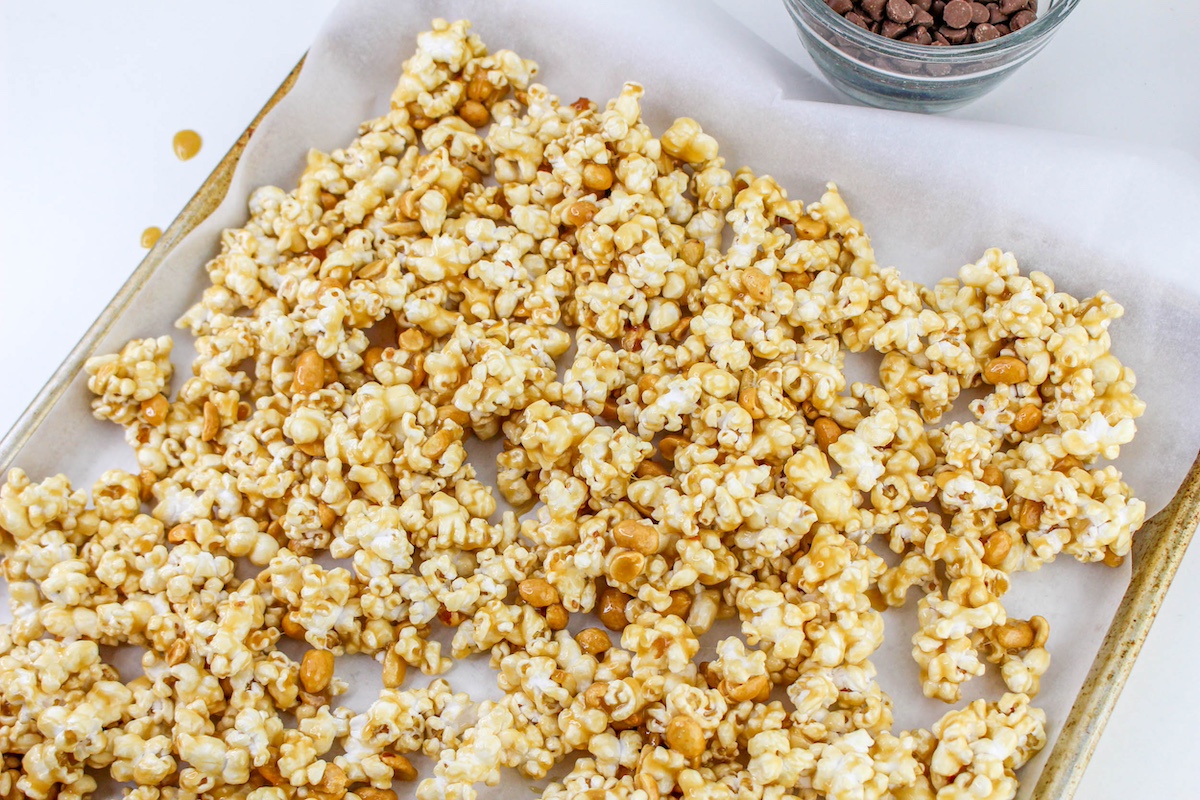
[1,1,1197,796]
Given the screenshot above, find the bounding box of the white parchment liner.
[5,1,1200,797]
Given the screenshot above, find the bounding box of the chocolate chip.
[862,0,888,21]
[824,0,1038,46]
[1009,9,1035,29]
[943,0,973,28]
[940,24,971,42]
[845,10,871,27]
[886,0,916,23]
[973,22,1001,41]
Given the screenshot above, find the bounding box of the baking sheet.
[4,0,1200,797]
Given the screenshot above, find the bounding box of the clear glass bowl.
[782,0,1081,112]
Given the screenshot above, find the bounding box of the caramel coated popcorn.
[0,17,1146,800]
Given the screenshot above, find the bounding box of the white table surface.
[1,1,1196,797]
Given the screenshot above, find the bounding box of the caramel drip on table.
[173,129,202,161]
[141,226,162,248]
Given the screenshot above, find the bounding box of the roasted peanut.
[738,381,765,420]
[544,603,570,631]
[362,345,386,376]
[598,587,630,632]
[982,530,1012,567]
[608,550,646,583]
[983,356,1028,385]
[576,628,612,655]
[793,215,828,240]
[666,590,692,619]
[582,162,614,192]
[1013,404,1043,433]
[281,611,306,640]
[1018,499,1044,530]
[666,715,705,758]
[814,417,843,453]
[723,674,770,703]
[981,465,1005,487]
[141,394,169,425]
[658,435,689,462]
[680,239,704,267]
[382,753,418,782]
[611,709,644,731]
[313,762,347,796]
[613,519,659,555]
[518,578,559,608]
[783,271,812,290]
[291,349,327,394]
[742,266,772,302]
[994,619,1035,650]
[459,99,490,128]
[635,460,670,478]
[421,429,454,459]
[564,200,598,227]
[317,502,337,530]
[382,648,408,689]
[583,681,610,710]
[300,649,335,694]
[356,788,399,800]
[257,763,287,787]
[1054,455,1084,472]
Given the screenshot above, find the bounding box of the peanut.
[300,649,335,694]
[612,519,659,554]
[141,394,169,425]
[582,162,613,192]
[814,417,843,453]
[598,587,630,632]
[608,549,646,583]
[1013,404,1043,433]
[666,715,705,758]
[983,356,1028,385]
[518,578,559,608]
[291,349,326,394]
[576,628,612,655]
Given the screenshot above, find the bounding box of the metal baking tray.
[1,57,1196,800]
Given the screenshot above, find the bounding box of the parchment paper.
[6,1,1200,797]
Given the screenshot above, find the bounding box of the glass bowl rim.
[785,0,1082,60]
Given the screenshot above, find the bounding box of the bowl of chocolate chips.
[782,0,1080,111]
